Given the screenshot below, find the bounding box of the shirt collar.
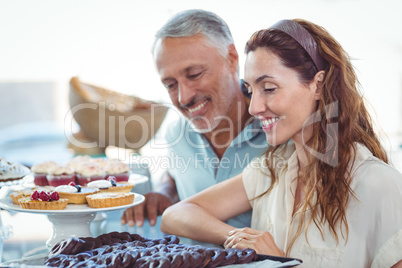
[230,118,265,146]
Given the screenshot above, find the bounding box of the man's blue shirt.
[165,116,267,228]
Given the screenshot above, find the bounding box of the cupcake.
[87,177,134,193]
[75,163,106,186]
[46,165,76,187]
[31,161,58,186]
[89,158,108,167]
[54,183,100,204]
[104,160,130,182]
[66,155,93,172]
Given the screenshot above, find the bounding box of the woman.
[160,19,402,267]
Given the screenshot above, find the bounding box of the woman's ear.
[311,70,325,100]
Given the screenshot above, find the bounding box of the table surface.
[0,209,236,265]
[0,210,304,268]
[0,206,166,261]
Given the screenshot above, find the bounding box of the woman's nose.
[248,91,266,117]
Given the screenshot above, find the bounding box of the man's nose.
[178,82,196,106]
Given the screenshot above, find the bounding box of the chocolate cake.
[46,232,258,267]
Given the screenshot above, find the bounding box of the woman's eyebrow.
[255,74,274,84]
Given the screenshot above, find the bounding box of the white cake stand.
[0,194,145,248]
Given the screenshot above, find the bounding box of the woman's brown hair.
[245,19,388,254]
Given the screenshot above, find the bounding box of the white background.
[0,0,401,156]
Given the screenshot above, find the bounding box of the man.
[121,9,267,228]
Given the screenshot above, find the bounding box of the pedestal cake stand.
[0,193,145,248]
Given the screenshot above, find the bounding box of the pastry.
[89,157,107,167]
[104,160,130,182]
[31,161,58,186]
[0,158,30,182]
[54,183,100,204]
[10,190,33,205]
[86,177,134,193]
[46,165,76,187]
[19,190,68,210]
[86,192,134,208]
[19,198,68,210]
[75,163,106,186]
[9,186,55,204]
[65,155,93,171]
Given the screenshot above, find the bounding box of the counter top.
[1,208,166,263]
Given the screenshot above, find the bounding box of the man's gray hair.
[152,9,234,58]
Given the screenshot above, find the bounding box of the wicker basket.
[69,77,168,151]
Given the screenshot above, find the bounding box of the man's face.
[154,34,239,133]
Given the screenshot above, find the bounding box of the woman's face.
[244,48,320,147]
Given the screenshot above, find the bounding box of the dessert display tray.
[0,193,144,215]
[0,190,145,248]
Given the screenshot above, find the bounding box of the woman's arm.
[392,260,402,268]
[224,227,284,256]
[160,173,251,245]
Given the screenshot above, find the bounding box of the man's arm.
[121,170,178,227]
[155,171,179,204]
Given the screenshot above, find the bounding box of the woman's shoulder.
[244,141,296,172]
[351,144,402,199]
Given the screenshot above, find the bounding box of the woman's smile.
[259,116,281,131]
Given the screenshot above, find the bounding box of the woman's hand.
[224,227,285,257]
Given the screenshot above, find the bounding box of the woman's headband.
[269,20,325,71]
